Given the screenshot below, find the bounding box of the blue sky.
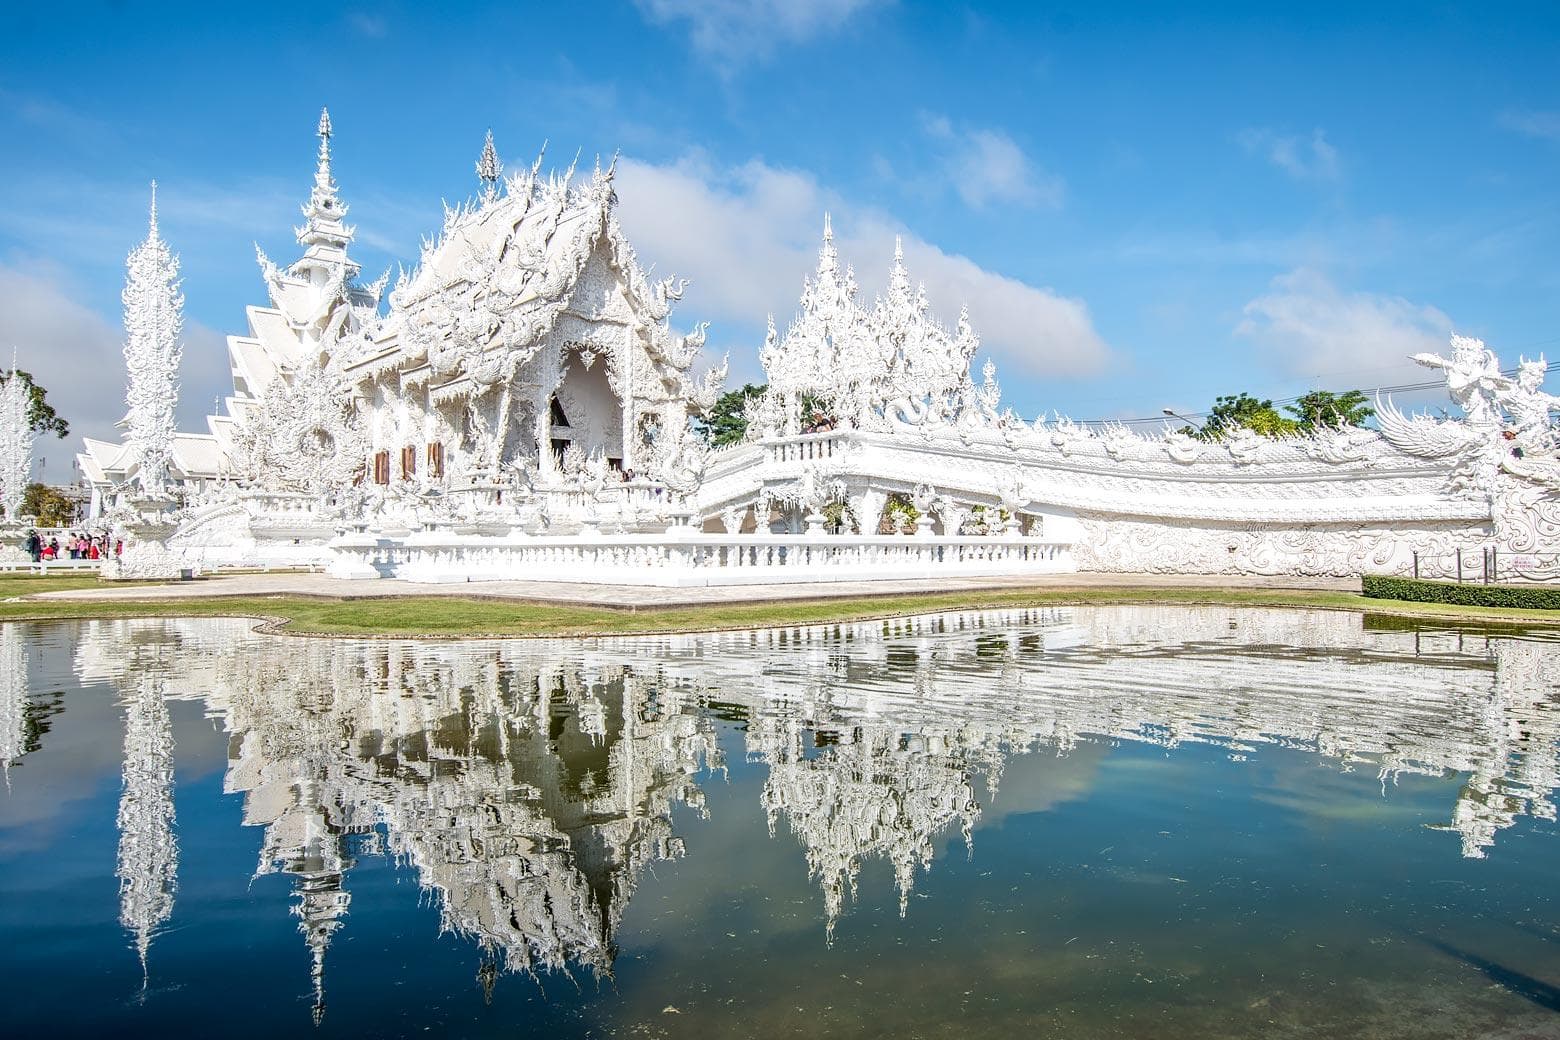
[3,1,1558,473]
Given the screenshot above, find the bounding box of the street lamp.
[1161,407,1199,429]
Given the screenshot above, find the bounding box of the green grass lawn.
[1,575,1557,638]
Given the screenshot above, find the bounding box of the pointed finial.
[476,129,502,196]
[823,212,833,242]
[314,108,334,187]
[148,180,160,234]
[893,234,902,261]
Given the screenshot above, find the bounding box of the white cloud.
[633,0,883,67]
[0,262,233,479]
[1235,268,1454,383]
[346,12,388,38]
[1497,109,1560,143]
[1239,128,1341,181]
[921,114,1063,209]
[613,154,1110,378]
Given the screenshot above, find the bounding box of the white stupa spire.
[0,625,27,786]
[121,184,183,495]
[295,107,356,260]
[887,235,911,302]
[815,212,840,284]
[115,674,178,983]
[0,349,34,521]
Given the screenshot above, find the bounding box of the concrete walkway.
[22,571,1362,609]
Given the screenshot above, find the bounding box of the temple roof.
[366,144,707,399]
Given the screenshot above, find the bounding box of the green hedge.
[1361,575,1560,611]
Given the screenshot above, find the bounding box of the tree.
[0,370,68,439]
[1199,393,1298,439]
[22,483,74,526]
[1285,389,1374,431]
[695,383,766,447]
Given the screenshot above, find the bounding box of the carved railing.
[241,491,332,516]
[328,532,1074,586]
[766,432,848,465]
[538,481,681,517]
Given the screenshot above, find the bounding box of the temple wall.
[1070,513,1493,578]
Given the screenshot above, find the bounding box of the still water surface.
[1,607,1557,1038]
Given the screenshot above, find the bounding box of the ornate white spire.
[296,107,354,254]
[817,212,838,280]
[0,625,26,786]
[476,129,502,201]
[115,674,177,982]
[294,870,349,1026]
[121,184,183,494]
[758,218,990,435]
[886,235,910,302]
[0,353,34,521]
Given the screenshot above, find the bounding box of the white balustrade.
[766,432,844,465]
[328,531,1075,586]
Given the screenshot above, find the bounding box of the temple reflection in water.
[19,607,1556,1019]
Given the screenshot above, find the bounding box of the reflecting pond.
[1,607,1558,1038]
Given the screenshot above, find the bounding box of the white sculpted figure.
[1413,335,1506,428]
[1385,336,1560,490]
[1500,356,1560,450]
[230,358,368,492]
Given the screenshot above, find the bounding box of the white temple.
[76,112,1560,582]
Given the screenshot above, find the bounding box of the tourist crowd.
[24,530,122,563]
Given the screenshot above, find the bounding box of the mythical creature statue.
[1381,337,1560,494]
[1500,356,1560,451]
[1412,335,1507,428]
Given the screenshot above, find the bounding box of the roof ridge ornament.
[815,213,839,282]
[476,129,502,201]
[314,108,334,196]
[295,106,356,257]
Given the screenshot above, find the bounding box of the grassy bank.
[5,574,1560,638]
